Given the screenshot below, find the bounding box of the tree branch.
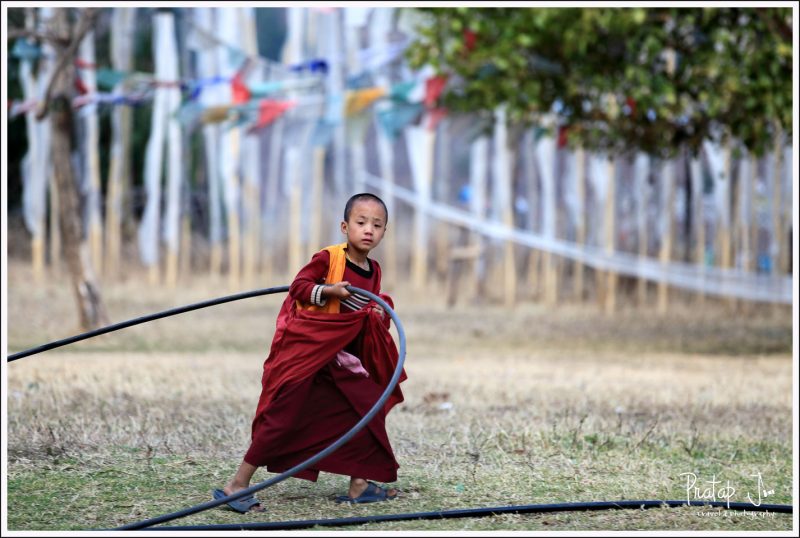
[35,8,101,121]
[7,28,69,45]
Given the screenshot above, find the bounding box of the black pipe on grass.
[148,500,793,530]
[7,287,792,531]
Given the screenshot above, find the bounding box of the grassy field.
[4,260,796,532]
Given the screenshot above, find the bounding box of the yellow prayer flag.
[344,87,387,116]
[201,105,232,124]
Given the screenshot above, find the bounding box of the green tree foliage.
[405,7,792,157]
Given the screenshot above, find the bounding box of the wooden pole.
[78,29,104,276]
[778,144,791,275]
[574,146,586,302]
[49,168,61,275]
[657,157,676,314]
[771,130,785,277]
[20,8,48,282]
[635,153,649,305]
[435,120,451,281]
[309,146,326,257]
[287,147,303,275]
[604,157,617,314]
[470,136,489,302]
[690,154,705,304]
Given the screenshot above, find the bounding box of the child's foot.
[222,482,266,513]
[337,478,398,503]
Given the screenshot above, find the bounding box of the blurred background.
[4,7,796,532]
[4,6,794,329]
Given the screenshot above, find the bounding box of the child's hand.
[371,305,385,319]
[325,281,352,299]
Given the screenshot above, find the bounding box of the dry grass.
[4,259,795,531]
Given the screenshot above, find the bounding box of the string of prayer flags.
[376,101,423,139]
[12,39,42,61]
[344,87,387,116]
[231,71,251,104]
[175,101,205,128]
[96,68,129,90]
[248,100,295,132]
[389,81,416,103]
[186,74,229,100]
[72,92,150,108]
[9,99,39,118]
[201,105,233,124]
[424,74,448,108]
[248,80,284,98]
[464,29,478,52]
[346,72,374,90]
[290,59,328,75]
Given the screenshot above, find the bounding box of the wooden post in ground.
[309,146,326,257]
[778,144,791,275]
[78,29,104,277]
[493,107,516,308]
[657,157,677,314]
[20,8,52,282]
[194,8,224,280]
[435,120,451,281]
[405,125,435,294]
[574,146,586,302]
[105,8,136,281]
[634,152,650,305]
[260,117,284,282]
[520,129,540,299]
[469,136,489,302]
[159,10,183,290]
[604,156,617,314]
[535,128,557,307]
[690,154,705,304]
[49,170,61,275]
[287,146,303,276]
[771,131,785,278]
[240,7,260,289]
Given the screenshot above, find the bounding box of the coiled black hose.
[7,287,792,530]
[7,285,407,530]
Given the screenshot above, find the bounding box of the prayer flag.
[424,75,447,108]
[345,87,386,116]
[249,100,295,132]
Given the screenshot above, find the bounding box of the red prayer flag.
[557,125,569,148]
[249,100,295,132]
[424,75,448,108]
[75,76,89,95]
[626,96,637,116]
[464,29,477,52]
[231,71,251,104]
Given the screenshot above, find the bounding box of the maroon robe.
[244,251,406,482]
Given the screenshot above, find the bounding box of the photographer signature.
[680,471,775,508]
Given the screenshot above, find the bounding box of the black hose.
[113,285,406,530]
[5,285,406,530]
[147,500,793,530]
[7,286,291,362]
[7,287,792,531]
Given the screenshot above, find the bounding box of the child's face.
[341,200,387,255]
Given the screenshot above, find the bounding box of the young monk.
[213,193,406,512]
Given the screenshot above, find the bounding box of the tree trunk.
[49,8,109,330]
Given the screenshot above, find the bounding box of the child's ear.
[340,220,348,234]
